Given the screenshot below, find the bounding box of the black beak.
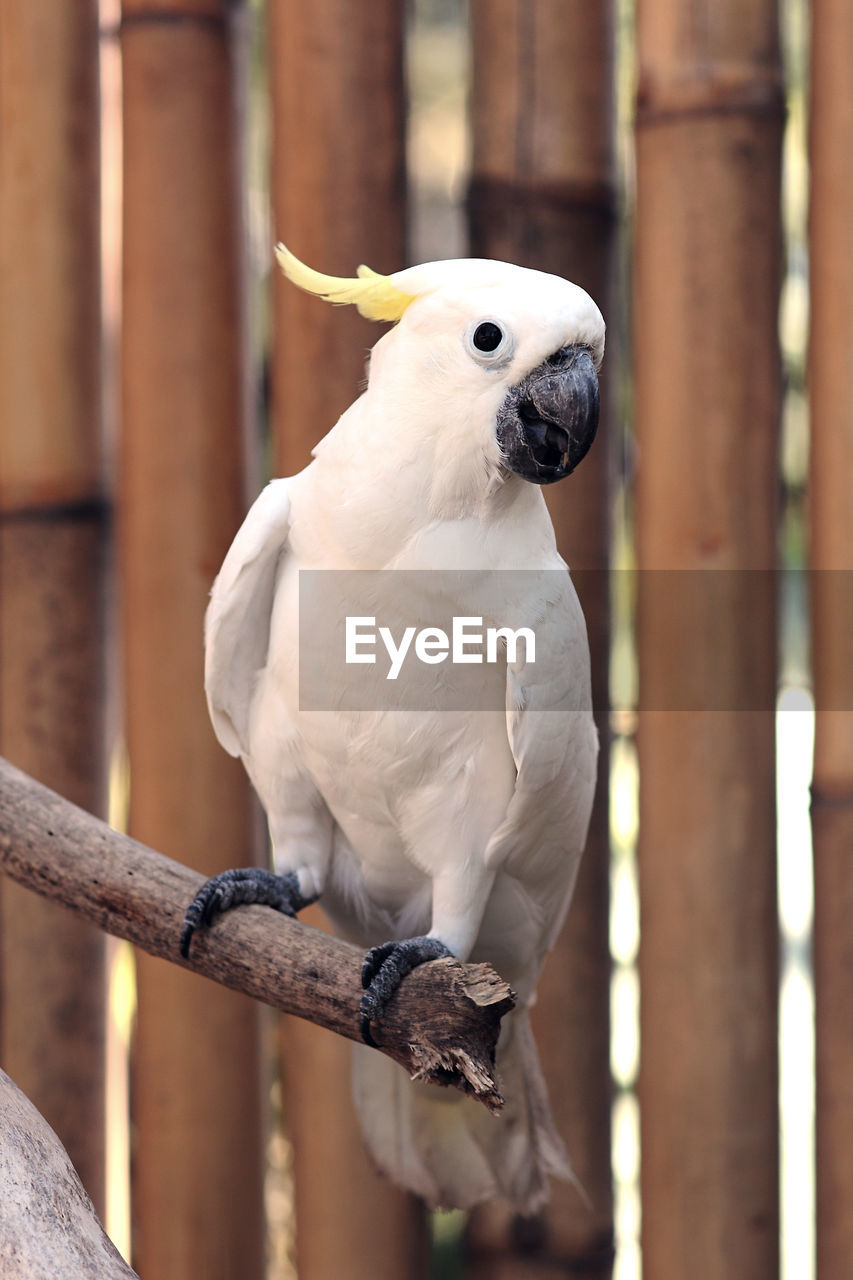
[496,344,600,484]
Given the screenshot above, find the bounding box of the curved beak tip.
[497,346,600,485]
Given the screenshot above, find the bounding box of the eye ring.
[465,318,513,366]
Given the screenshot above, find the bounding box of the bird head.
[276,247,604,499]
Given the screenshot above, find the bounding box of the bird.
[180,246,603,1213]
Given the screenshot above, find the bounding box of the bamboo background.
[0,1,844,1278]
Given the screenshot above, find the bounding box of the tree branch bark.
[0,1067,139,1279]
[0,756,513,1110]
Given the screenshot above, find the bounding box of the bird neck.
[288,393,556,571]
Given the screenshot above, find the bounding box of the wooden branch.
[0,1068,139,1279]
[0,757,513,1111]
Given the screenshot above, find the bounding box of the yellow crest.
[275,244,415,322]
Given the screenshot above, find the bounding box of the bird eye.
[473,322,504,352]
[466,319,513,365]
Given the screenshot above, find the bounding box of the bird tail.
[351,1009,572,1214]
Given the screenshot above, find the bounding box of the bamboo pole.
[0,0,107,1215]
[268,4,428,1275]
[809,2,853,1275]
[466,3,617,1275]
[120,4,265,1277]
[633,2,784,1276]
[269,0,406,475]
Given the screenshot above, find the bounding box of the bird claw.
[359,936,453,1047]
[180,867,313,959]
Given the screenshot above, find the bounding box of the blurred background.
[1,1,850,1278]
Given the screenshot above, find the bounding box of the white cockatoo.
[181,247,604,1213]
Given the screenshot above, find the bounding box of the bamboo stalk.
[119,4,264,1277]
[466,3,617,1274]
[269,0,406,475]
[633,2,783,1276]
[0,0,107,1215]
[809,2,853,1275]
[267,5,427,1275]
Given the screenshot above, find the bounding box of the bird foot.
[359,936,454,1046]
[180,868,315,959]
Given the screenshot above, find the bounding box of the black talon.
[359,936,454,1046]
[361,940,398,988]
[180,868,314,959]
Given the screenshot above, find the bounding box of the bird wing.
[204,479,292,758]
[484,570,598,955]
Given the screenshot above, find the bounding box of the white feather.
[204,479,291,757]
[204,257,603,1209]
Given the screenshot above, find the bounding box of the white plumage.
[203,252,603,1212]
